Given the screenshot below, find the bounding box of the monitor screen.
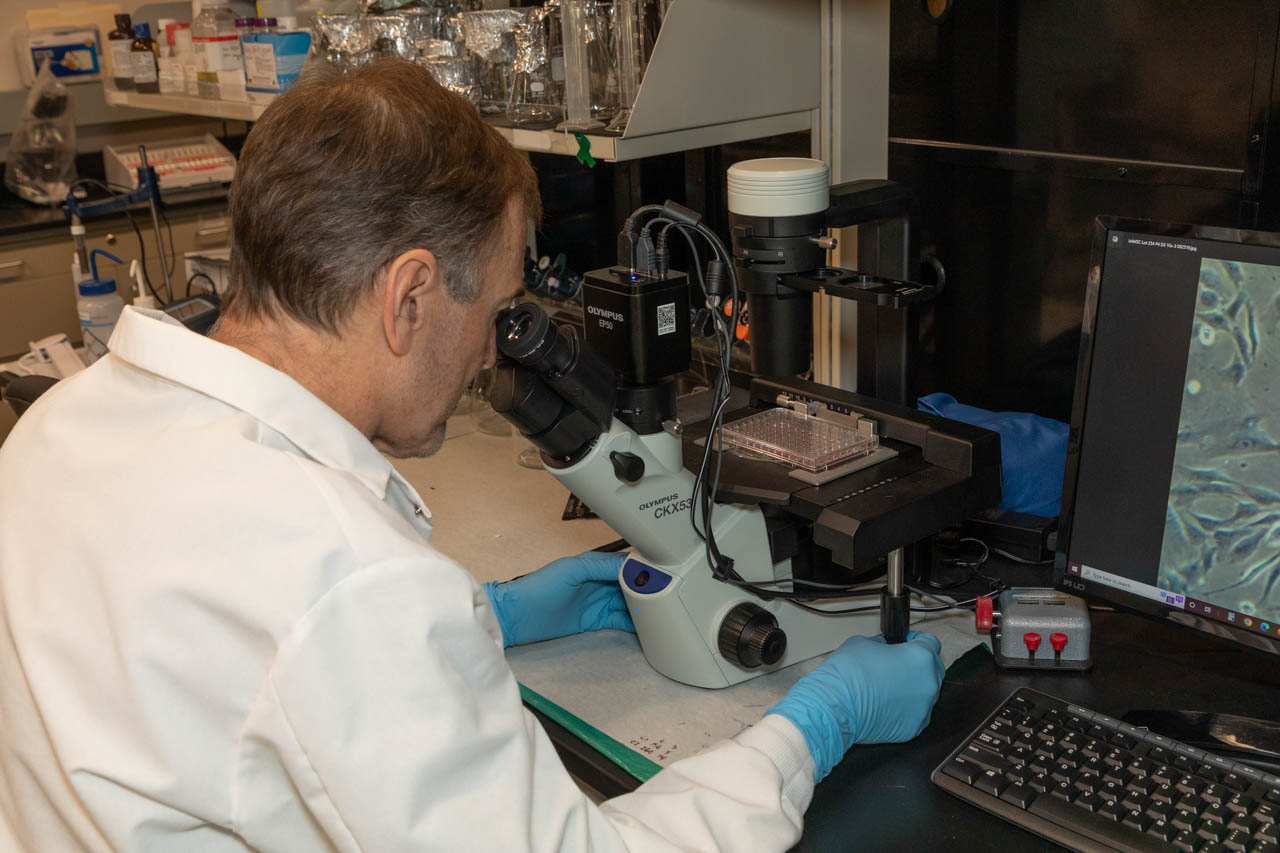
[1056,216,1280,656]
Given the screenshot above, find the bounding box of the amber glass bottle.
[130,23,160,94]
[107,13,135,90]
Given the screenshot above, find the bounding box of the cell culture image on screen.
[1157,258,1280,621]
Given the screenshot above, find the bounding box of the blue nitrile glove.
[483,551,634,647]
[766,631,946,782]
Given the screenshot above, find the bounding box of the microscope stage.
[680,379,1002,570]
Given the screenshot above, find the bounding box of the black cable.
[787,555,1013,616]
[68,178,165,306]
[718,575,883,602]
[958,536,990,565]
[676,223,738,584]
[669,226,721,551]
[907,583,1009,612]
[619,205,666,270]
[91,178,174,299]
[618,214,741,583]
[791,600,882,615]
[748,577,886,592]
[683,221,740,581]
[927,536,991,590]
[643,214,886,605]
[186,272,218,298]
[159,209,176,284]
[911,598,986,612]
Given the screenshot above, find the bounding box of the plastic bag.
[918,392,1069,518]
[4,61,76,205]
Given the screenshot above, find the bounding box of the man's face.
[376,198,526,458]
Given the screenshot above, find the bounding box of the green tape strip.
[520,683,662,782]
[573,132,597,168]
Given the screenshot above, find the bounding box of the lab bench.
[793,608,1280,852]
[398,416,1280,851]
[0,180,231,360]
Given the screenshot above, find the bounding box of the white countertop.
[390,408,619,584]
[395,408,987,780]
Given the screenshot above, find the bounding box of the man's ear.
[382,248,444,357]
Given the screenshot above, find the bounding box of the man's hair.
[222,58,540,332]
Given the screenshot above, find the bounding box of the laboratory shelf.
[101,0,819,163]
[495,111,814,163]
[103,87,269,122]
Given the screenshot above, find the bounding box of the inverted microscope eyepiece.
[497,302,553,363]
[491,301,618,464]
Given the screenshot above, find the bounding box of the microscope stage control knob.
[609,451,645,483]
[976,595,995,631]
[718,602,787,669]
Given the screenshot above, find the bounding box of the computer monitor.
[1056,216,1280,658]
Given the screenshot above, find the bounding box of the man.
[0,60,944,851]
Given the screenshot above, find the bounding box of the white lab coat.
[0,307,816,852]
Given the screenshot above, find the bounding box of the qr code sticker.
[657,302,676,336]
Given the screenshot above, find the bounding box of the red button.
[976,596,994,631]
[1050,632,1068,652]
[1023,632,1042,652]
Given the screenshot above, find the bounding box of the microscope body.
[491,161,1000,688]
[549,418,877,688]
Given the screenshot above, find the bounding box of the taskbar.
[1066,561,1280,641]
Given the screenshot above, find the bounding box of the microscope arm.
[539,416,881,688]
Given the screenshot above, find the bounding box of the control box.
[977,587,1092,670]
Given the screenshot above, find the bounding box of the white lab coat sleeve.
[599,714,814,851]
[230,556,816,852]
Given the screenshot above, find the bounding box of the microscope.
[492,159,1001,689]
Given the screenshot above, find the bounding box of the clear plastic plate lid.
[720,407,879,472]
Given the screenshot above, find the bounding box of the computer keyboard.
[931,687,1280,852]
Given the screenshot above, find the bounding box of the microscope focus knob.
[609,451,645,483]
[718,602,787,669]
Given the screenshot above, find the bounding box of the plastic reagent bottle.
[193,0,246,100]
[130,260,157,310]
[157,21,183,94]
[171,26,200,95]
[77,249,127,364]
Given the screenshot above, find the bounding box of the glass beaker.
[419,56,482,104]
[506,6,564,129]
[512,429,543,468]
[545,0,566,104]
[460,9,527,115]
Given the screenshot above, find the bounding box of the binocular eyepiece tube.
[489,302,617,466]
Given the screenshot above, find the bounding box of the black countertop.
[0,143,242,239]
[533,557,1280,851]
[794,608,1280,851]
[0,183,231,238]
